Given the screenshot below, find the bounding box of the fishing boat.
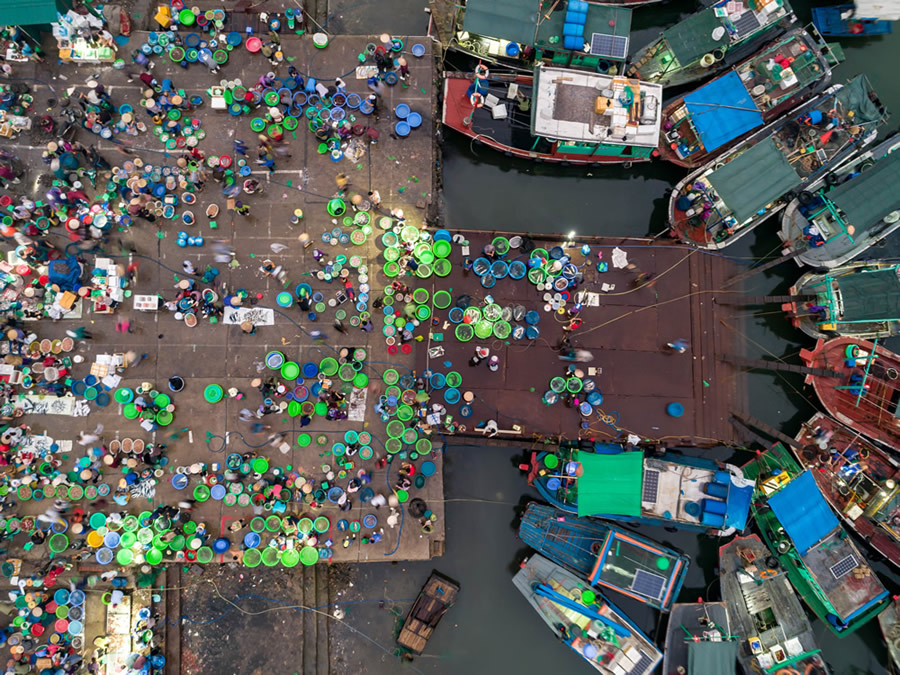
[812,4,894,36]
[793,413,900,568]
[452,0,638,74]
[783,261,900,339]
[662,601,738,674]
[778,133,900,268]
[524,445,755,535]
[625,0,795,88]
[669,75,887,250]
[658,28,834,169]
[518,502,690,612]
[800,337,900,449]
[719,534,830,672]
[396,571,460,655]
[512,554,663,674]
[877,595,900,669]
[742,443,890,636]
[441,63,663,165]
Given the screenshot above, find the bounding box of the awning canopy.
[664,8,728,67]
[462,0,539,47]
[688,640,739,675]
[0,0,59,25]
[684,71,764,152]
[707,138,801,223]
[723,474,754,532]
[829,151,900,234]
[836,267,900,322]
[576,451,643,518]
[767,471,839,556]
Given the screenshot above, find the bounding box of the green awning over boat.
[0,0,59,25]
[833,74,884,125]
[688,640,740,675]
[462,0,539,47]
[576,451,643,518]
[837,267,900,322]
[664,8,728,67]
[829,152,900,234]
[707,138,801,223]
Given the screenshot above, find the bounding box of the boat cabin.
[531,64,662,159]
[628,0,792,83]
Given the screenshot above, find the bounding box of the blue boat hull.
[812,6,893,36]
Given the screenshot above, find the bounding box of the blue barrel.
[706,482,729,499]
[667,402,684,417]
[564,35,584,50]
[702,498,727,516]
[547,478,561,491]
[563,23,582,37]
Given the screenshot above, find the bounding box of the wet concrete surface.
[6,33,443,563]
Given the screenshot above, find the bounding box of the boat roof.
[684,71,764,152]
[833,266,900,322]
[707,137,802,223]
[462,0,632,54]
[576,450,643,518]
[828,151,900,232]
[664,7,729,67]
[688,641,740,675]
[535,4,632,55]
[531,65,663,147]
[767,470,839,555]
[462,0,539,47]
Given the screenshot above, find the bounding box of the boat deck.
[642,458,715,523]
[719,536,825,672]
[803,529,887,621]
[663,602,733,674]
[397,572,460,654]
[416,232,745,446]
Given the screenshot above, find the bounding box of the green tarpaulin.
[835,267,900,322]
[576,451,643,518]
[707,138,801,223]
[0,0,59,26]
[688,640,740,675]
[462,0,538,47]
[664,8,728,67]
[829,152,900,235]
[833,74,884,125]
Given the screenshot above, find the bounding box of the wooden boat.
[778,133,900,268]
[517,502,690,612]
[441,64,663,165]
[812,5,894,36]
[878,595,900,670]
[801,337,900,449]
[662,601,738,674]
[452,0,642,74]
[793,413,900,569]
[720,534,830,672]
[396,572,459,655]
[742,443,890,636]
[512,554,662,674]
[669,75,887,250]
[524,444,755,535]
[783,261,900,340]
[626,0,795,88]
[658,28,834,169]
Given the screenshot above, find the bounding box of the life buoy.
[470,92,485,108]
[759,569,778,579]
[474,64,489,79]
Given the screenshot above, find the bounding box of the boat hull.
[801,337,900,450]
[793,413,900,570]
[878,597,900,670]
[784,261,900,340]
[662,602,735,674]
[441,73,652,165]
[812,5,894,36]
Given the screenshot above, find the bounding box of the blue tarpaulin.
[768,471,839,555]
[724,477,754,532]
[683,71,764,153]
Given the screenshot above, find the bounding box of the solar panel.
[829,554,859,580]
[589,33,629,60]
[630,651,657,675]
[642,469,660,504]
[732,12,761,38]
[632,569,667,600]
